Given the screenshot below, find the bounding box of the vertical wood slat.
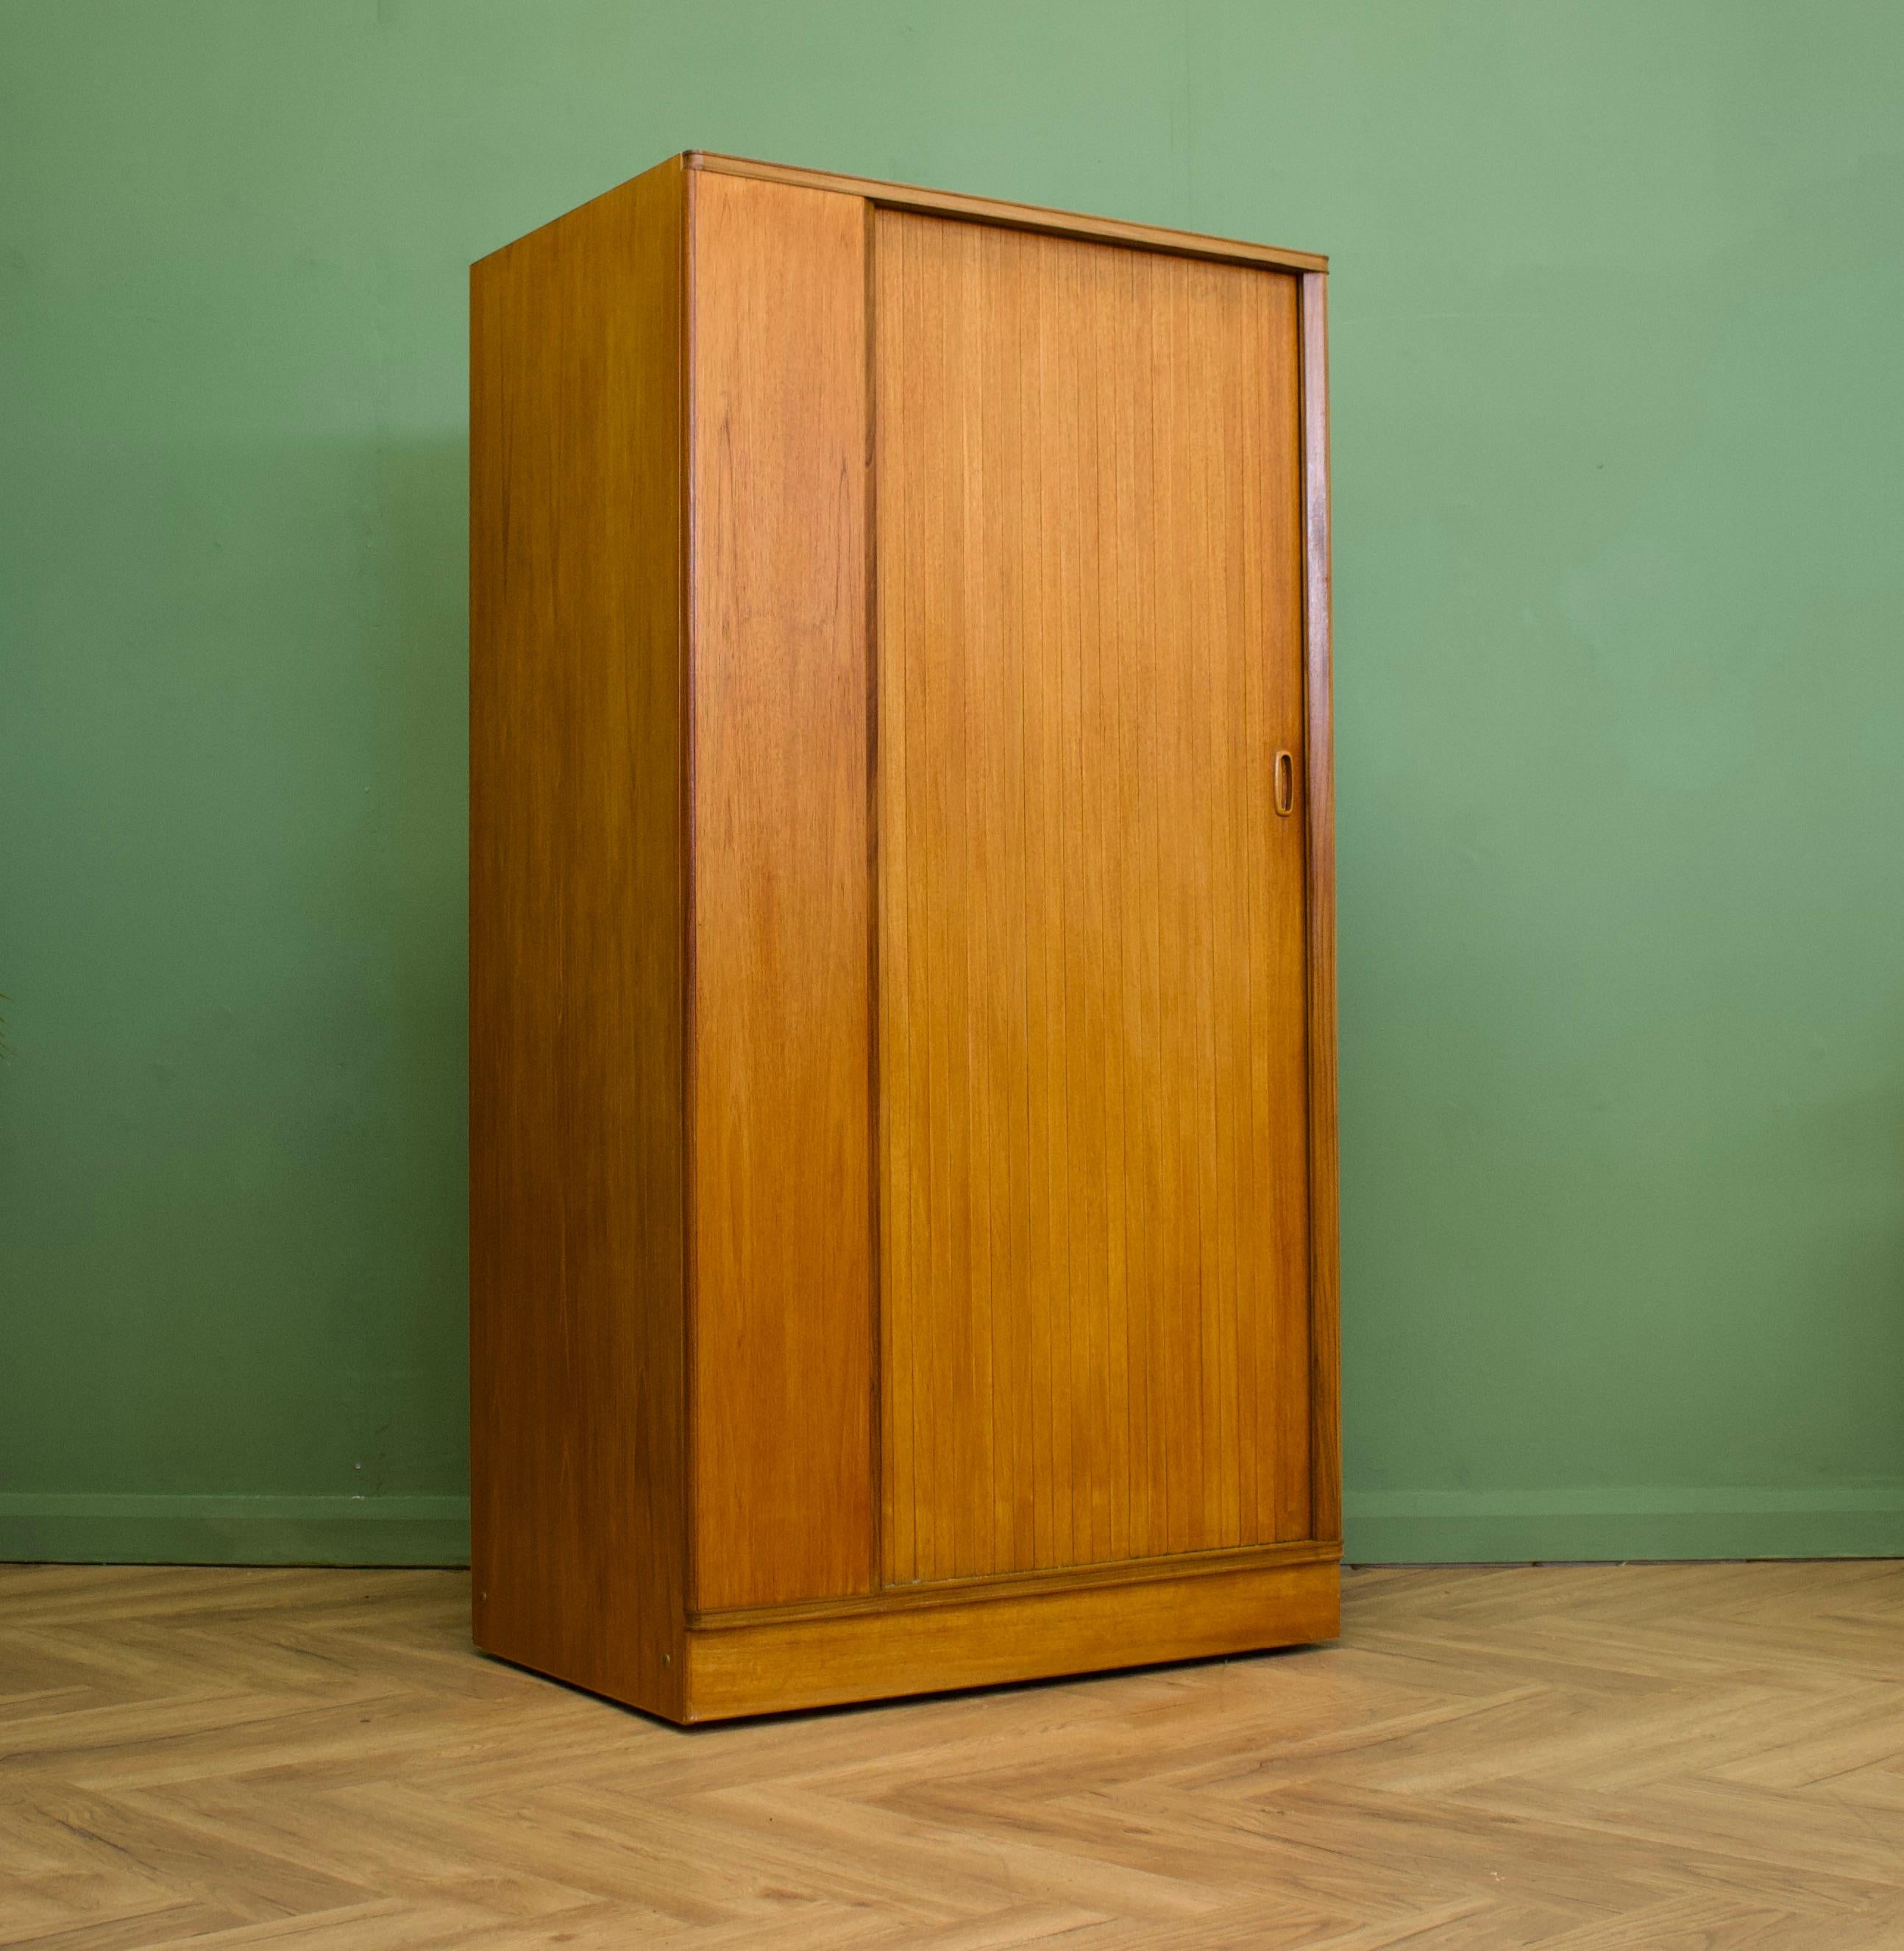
[1301,271,1341,1546]
[688,171,874,1611]
[874,211,1311,1586]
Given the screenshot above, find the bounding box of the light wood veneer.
[470,152,1337,1721]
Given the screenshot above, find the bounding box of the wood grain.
[1299,270,1340,1546]
[690,1535,1338,1627]
[873,210,1312,1588]
[686,168,874,1613]
[686,149,1329,274]
[469,154,687,1720]
[10,1562,1904,1946]
[469,155,1338,1720]
[684,1558,1337,1720]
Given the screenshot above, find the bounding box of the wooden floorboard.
[2,1563,1902,1946]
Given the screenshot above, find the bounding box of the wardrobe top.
[686,150,1328,276]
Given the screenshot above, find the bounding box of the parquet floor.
[3,1563,1903,1947]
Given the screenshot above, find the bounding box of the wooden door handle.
[1274,750,1295,817]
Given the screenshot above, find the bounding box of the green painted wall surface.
[4,2,1903,1565]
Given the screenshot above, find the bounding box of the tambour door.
[875,210,1313,1588]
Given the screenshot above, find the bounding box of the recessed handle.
[1274,749,1296,817]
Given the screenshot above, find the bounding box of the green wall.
[4,1,1903,1566]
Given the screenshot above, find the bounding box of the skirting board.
[1347,1488,1904,1563]
[8,1490,1900,1570]
[0,1494,471,1567]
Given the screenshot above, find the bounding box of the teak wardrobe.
[470,152,1338,1724]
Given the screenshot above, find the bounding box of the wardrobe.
[469,152,1337,1722]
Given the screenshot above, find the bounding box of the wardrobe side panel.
[687,170,875,1611]
[469,157,689,1717]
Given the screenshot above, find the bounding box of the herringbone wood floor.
[3,1563,1902,1947]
